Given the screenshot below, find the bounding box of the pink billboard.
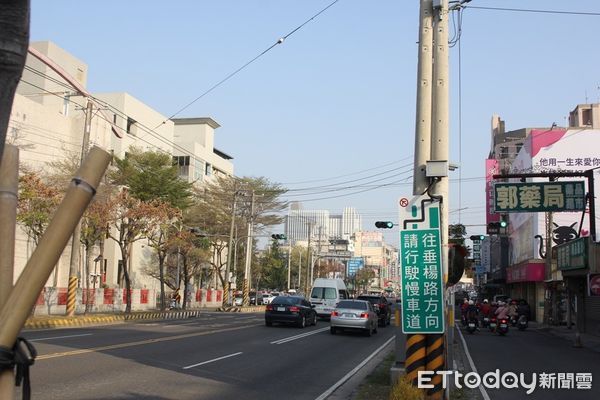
[485,159,500,225]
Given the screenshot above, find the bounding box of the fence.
[32,287,224,315]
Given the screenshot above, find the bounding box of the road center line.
[271,327,329,345]
[29,333,93,342]
[36,323,261,360]
[182,352,243,370]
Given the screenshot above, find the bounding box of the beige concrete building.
[9,41,234,312]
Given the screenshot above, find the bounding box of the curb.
[24,309,211,330]
[216,306,265,313]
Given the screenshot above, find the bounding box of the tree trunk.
[182,258,190,310]
[0,0,30,159]
[120,245,132,313]
[84,245,92,313]
[158,252,166,311]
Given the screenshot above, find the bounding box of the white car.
[262,292,280,305]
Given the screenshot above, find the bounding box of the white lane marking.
[456,326,491,400]
[314,336,395,400]
[182,352,243,370]
[271,327,329,345]
[29,333,93,342]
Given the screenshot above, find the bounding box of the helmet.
[468,300,474,305]
[483,299,489,303]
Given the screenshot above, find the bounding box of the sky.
[29,0,600,244]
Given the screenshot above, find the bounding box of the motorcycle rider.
[507,299,519,325]
[466,300,479,328]
[460,298,469,325]
[480,299,491,326]
[517,299,531,320]
[495,301,510,320]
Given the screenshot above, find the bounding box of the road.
[458,321,600,400]
[21,312,395,400]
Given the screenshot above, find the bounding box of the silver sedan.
[330,299,378,336]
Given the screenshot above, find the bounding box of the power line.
[465,5,600,16]
[156,0,341,127]
[282,156,413,185]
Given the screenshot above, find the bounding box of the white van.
[310,278,350,318]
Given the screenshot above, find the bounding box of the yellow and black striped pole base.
[65,275,78,316]
[242,279,249,306]
[222,281,230,306]
[425,334,445,399]
[405,334,427,385]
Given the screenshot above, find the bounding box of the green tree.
[111,147,193,209]
[354,267,376,294]
[105,190,164,313]
[144,204,181,311]
[187,175,287,290]
[260,240,287,290]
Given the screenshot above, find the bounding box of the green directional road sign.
[399,195,445,334]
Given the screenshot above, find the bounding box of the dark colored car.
[265,296,317,328]
[356,294,391,327]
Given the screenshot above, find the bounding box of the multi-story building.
[10,41,234,312]
[486,108,600,331]
[285,205,362,244]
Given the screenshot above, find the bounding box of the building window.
[126,117,137,135]
[194,159,204,181]
[205,163,212,176]
[582,109,592,126]
[173,156,191,178]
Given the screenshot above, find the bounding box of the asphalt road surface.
[21,312,395,400]
[458,321,600,400]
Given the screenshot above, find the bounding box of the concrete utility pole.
[404,0,434,389]
[413,0,434,196]
[66,100,93,316]
[223,187,239,306]
[428,2,450,398]
[0,144,19,398]
[404,1,449,398]
[242,190,255,306]
[305,223,312,295]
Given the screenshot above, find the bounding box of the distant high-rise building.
[285,206,362,243]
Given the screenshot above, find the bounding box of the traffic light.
[448,244,467,286]
[375,221,394,229]
[469,235,485,241]
[487,219,508,234]
[271,234,287,240]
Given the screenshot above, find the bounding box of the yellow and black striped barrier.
[23,310,214,329]
[425,334,445,399]
[65,275,78,316]
[405,334,427,384]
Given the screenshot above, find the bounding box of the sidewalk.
[529,321,600,353]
